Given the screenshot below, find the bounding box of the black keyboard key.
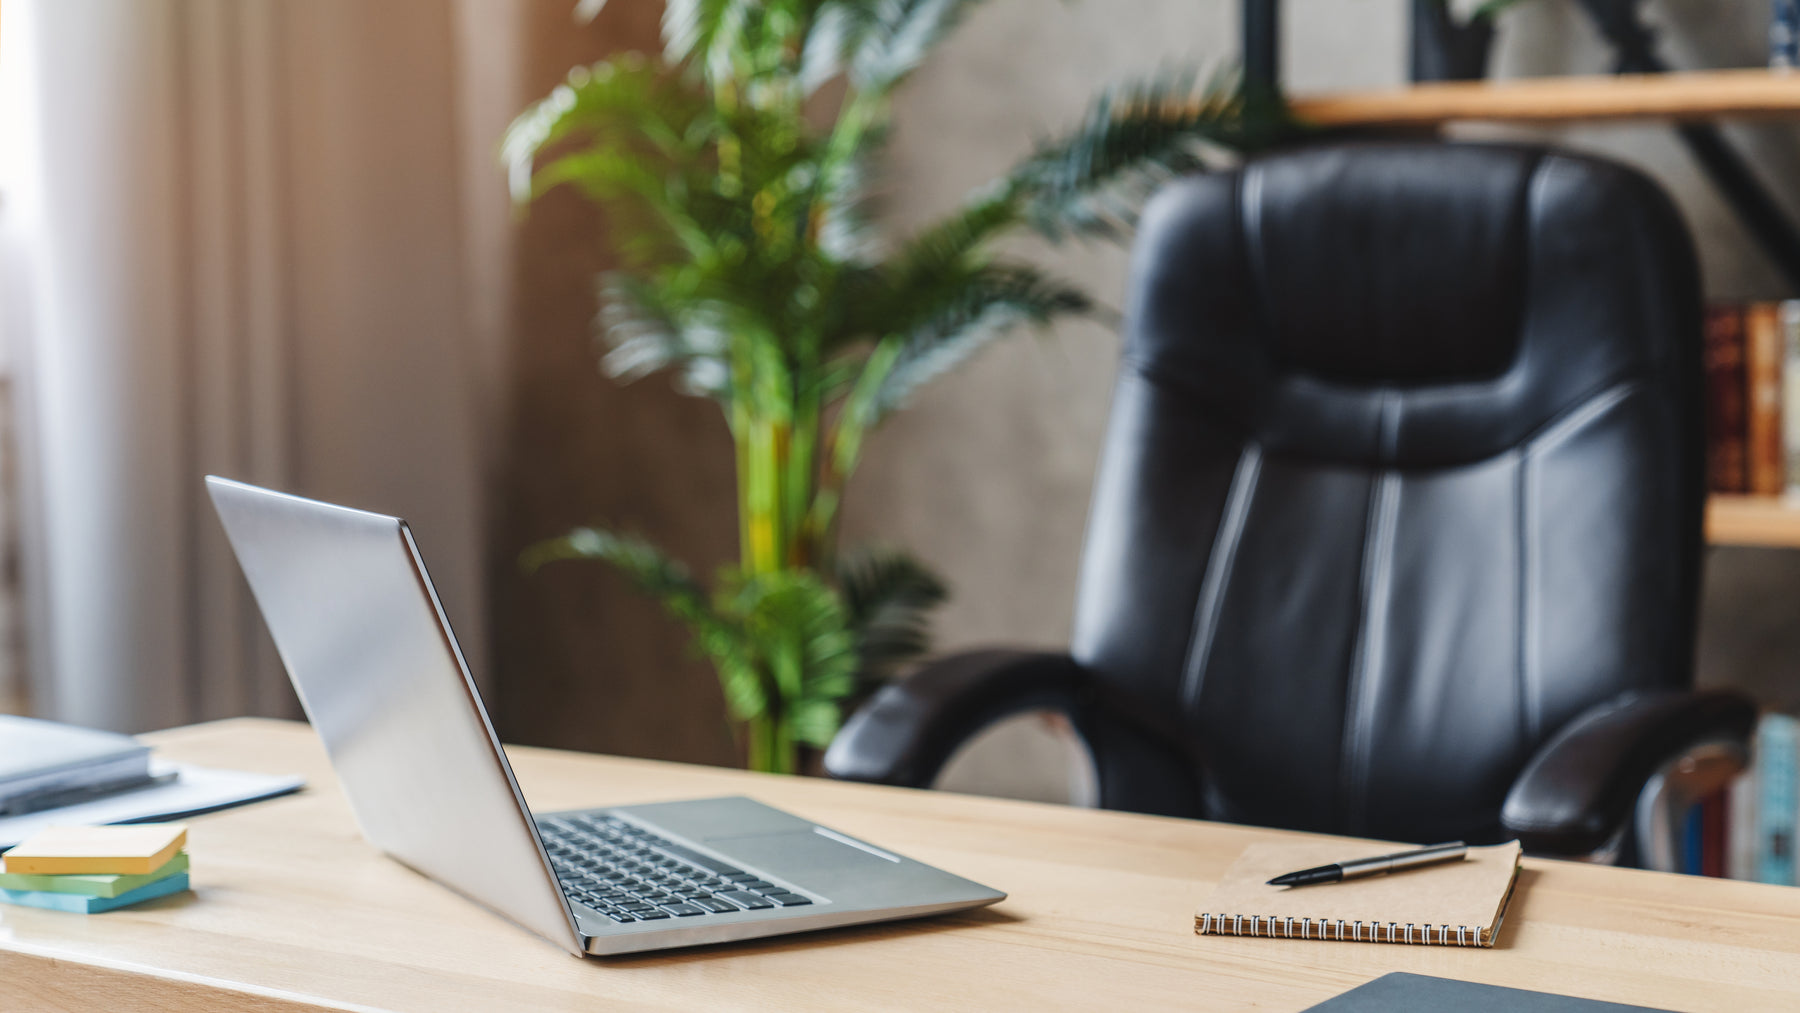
[604,911,636,922]
[634,908,671,920]
[542,818,810,913]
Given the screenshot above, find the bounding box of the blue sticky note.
[0,871,190,913]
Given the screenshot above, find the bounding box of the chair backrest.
[1069,142,1705,843]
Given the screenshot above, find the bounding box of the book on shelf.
[1681,711,1798,885]
[1705,304,1749,494]
[1746,304,1786,495]
[1784,303,1800,495]
[1706,301,1800,499]
[1700,791,1725,878]
[1756,713,1797,886]
[1728,767,1757,880]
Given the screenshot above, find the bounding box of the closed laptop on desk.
[206,476,1003,957]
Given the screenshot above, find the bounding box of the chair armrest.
[823,650,1090,788]
[1500,689,1757,855]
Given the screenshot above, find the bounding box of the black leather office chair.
[825,142,1757,864]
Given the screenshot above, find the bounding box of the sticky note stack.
[0,824,190,913]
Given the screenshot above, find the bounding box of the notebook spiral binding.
[1194,912,1490,947]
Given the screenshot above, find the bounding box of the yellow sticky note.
[3,824,188,876]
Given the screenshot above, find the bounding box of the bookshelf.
[1289,69,1800,128]
[1707,494,1800,549]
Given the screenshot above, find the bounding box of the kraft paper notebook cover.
[1196,840,1522,947]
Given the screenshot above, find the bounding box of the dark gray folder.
[1305,973,1675,1012]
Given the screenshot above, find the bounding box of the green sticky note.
[0,850,188,898]
[0,871,189,913]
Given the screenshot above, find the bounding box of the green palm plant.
[508,0,1288,774]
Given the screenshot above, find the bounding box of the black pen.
[1267,841,1468,888]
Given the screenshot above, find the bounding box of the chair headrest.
[1123,142,1699,469]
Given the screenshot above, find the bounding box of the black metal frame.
[1240,0,1800,292]
[1243,0,1279,107]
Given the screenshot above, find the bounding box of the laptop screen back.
[206,476,581,954]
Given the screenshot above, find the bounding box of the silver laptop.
[205,476,1003,957]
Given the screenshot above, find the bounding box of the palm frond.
[874,262,1092,416]
[808,0,987,95]
[595,273,733,399]
[522,527,723,636]
[503,57,698,206]
[829,183,1020,344]
[714,568,860,740]
[1010,65,1287,240]
[663,0,751,81]
[811,118,891,263]
[888,184,1020,282]
[798,2,861,93]
[837,546,946,686]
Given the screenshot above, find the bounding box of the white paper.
[0,762,304,848]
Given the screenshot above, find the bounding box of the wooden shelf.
[1707,494,1800,549]
[1290,69,1800,128]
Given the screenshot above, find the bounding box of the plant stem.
[787,378,820,568]
[732,404,755,574]
[743,414,782,574]
[746,712,797,774]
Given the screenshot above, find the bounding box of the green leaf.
[1010,64,1290,241]
[595,273,733,399]
[874,261,1092,416]
[789,698,843,748]
[663,0,750,79]
[837,546,947,686]
[809,0,987,95]
[717,654,769,721]
[521,527,744,665]
[503,57,702,206]
[712,567,860,722]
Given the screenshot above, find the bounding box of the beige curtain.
[1,0,503,731]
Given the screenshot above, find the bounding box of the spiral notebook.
[1196,840,1523,947]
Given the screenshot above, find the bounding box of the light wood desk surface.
[2,718,1798,1011]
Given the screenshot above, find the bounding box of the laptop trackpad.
[717,829,900,895]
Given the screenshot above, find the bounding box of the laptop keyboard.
[538,813,815,924]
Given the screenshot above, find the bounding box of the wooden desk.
[3,719,1798,1011]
